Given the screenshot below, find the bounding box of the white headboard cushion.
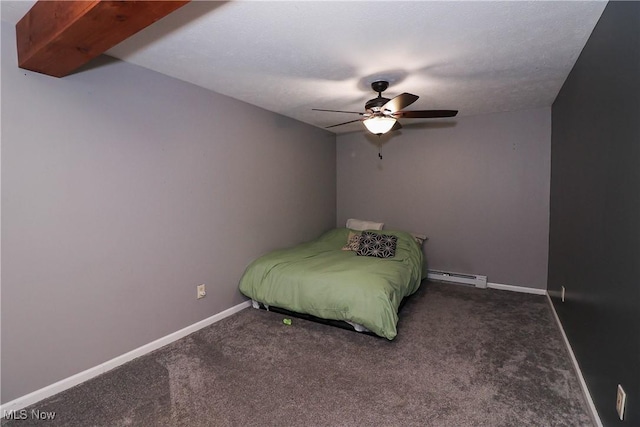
[346,218,384,231]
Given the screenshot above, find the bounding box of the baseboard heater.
[427,269,487,289]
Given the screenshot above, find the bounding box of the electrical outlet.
[616,384,626,420]
[561,286,565,302]
[197,284,206,299]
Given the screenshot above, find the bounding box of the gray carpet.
[3,281,593,426]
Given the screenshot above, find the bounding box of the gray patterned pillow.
[341,231,362,251]
[356,231,397,258]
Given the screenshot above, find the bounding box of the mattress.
[238,228,423,340]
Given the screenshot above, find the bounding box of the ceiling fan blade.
[381,93,419,113]
[397,110,458,119]
[391,121,403,131]
[313,108,364,115]
[325,119,362,129]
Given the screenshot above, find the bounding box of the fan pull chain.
[378,144,383,160]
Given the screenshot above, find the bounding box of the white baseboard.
[486,282,546,295]
[1,300,251,415]
[546,293,603,427]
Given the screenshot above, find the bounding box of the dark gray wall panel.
[549,2,639,425]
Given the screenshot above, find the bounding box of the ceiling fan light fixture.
[363,116,396,135]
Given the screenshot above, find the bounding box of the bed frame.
[252,297,410,338]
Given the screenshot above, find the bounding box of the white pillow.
[346,218,384,231]
[410,232,428,245]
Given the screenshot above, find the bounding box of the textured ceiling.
[1,1,607,134]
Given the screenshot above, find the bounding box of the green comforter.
[238,228,424,340]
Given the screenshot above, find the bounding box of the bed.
[238,227,424,340]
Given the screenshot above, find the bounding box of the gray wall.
[1,21,336,403]
[337,108,551,289]
[549,2,639,425]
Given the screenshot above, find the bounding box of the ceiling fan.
[313,80,458,135]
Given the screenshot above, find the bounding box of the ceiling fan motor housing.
[365,96,390,111]
[366,80,391,112]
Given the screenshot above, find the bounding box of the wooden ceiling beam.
[16,0,190,78]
